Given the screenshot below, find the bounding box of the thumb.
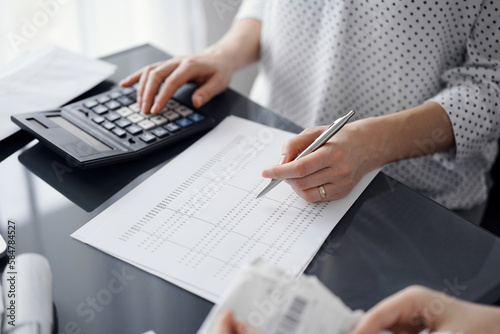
[192,74,228,108]
[281,126,327,163]
[211,310,235,334]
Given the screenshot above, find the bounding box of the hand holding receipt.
[257,110,356,199]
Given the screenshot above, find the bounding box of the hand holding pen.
[257,110,355,199]
[258,110,381,202]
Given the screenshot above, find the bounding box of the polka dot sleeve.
[234,0,266,22]
[428,1,500,163]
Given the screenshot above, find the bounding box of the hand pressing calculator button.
[11,84,216,168]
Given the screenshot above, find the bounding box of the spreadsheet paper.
[72,115,379,302]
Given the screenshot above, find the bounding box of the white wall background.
[0,0,256,96]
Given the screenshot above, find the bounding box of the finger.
[261,146,330,180]
[136,64,161,108]
[150,61,216,114]
[120,61,160,87]
[233,318,260,334]
[290,182,353,203]
[154,60,215,113]
[119,64,158,87]
[281,126,327,163]
[211,310,234,334]
[284,165,332,191]
[351,286,436,334]
[191,74,229,108]
[142,61,182,114]
[119,71,142,87]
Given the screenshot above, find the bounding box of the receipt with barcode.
[197,259,364,334]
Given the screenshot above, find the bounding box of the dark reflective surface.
[0,45,499,334]
[306,174,500,309]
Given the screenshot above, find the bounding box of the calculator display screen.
[49,116,112,152]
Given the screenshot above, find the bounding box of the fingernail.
[278,155,286,165]
[151,103,158,114]
[195,95,204,107]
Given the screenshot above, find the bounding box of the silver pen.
[256,110,355,199]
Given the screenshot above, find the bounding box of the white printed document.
[198,259,364,334]
[0,46,116,139]
[72,116,379,302]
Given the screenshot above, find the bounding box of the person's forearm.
[204,18,261,72]
[370,102,455,167]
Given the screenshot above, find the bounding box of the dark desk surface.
[1,44,499,334]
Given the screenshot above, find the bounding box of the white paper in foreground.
[2,253,53,334]
[72,115,379,303]
[199,260,460,334]
[198,259,364,334]
[0,46,116,139]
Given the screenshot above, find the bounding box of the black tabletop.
[0,44,499,334]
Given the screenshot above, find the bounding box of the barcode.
[275,296,308,334]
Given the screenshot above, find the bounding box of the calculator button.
[164,122,181,133]
[167,99,180,109]
[176,118,193,128]
[102,121,115,130]
[127,94,137,103]
[175,106,193,117]
[117,107,133,117]
[92,116,105,124]
[83,100,98,109]
[126,124,143,135]
[138,119,156,130]
[188,113,205,123]
[162,110,180,121]
[115,118,132,128]
[150,115,167,126]
[129,103,141,112]
[152,127,169,138]
[120,87,134,95]
[92,105,109,115]
[105,100,121,110]
[140,112,154,119]
[112,128,127,138]
[105,112,121,122]
[97,95,110,104]
[110,91,122,99]
[127,113,145,123]
[139,132,156,143]
[117,96,134,106]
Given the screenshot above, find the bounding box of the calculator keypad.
[75,85,209,150]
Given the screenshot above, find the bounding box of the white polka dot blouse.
[236,0,500,210]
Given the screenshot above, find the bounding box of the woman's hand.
[262,117,386,202]
[210,310,261,334]
[351,285,500,334]
[120,18,261,115]
[120,51,236,115]
[261,102,455,203]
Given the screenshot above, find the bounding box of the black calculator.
[11,85,216,169]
